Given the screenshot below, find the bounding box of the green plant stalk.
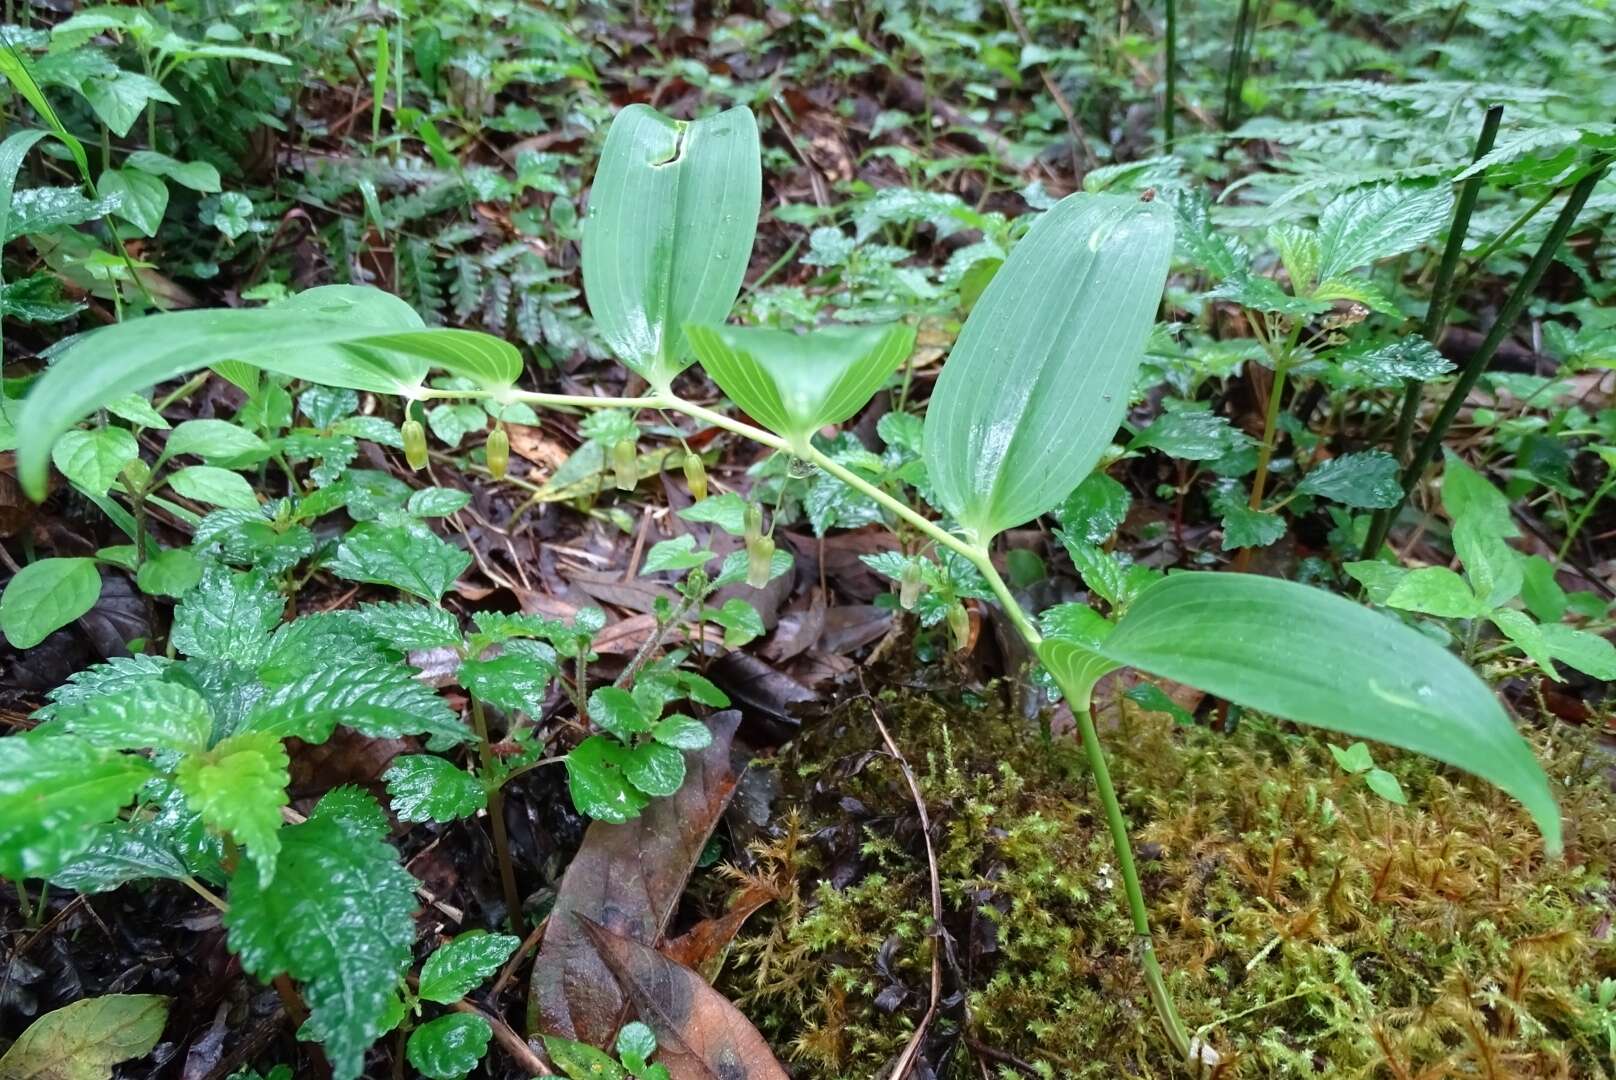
[471,697,526,939]
[458,386,1189,1055]
[1557,467,1616,564]
[1222,0,1253,130]
[1163,0,1177,149]
[1387,104,1503,470]
[1247,358,1290,513]
[1366,154,1612,556]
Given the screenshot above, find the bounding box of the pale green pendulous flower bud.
[485,427,509,480]
[744,501,764,545]
[947,601,971,652]
[746,533,775,589]
[402,419,428,471]
[683,451,708,501]
[611,438,637,490]
[899,559,923,610]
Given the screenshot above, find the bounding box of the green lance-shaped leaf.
[923,193,1174,543]
[685,321,915,454]
[12,286,494,499]
[582,104,761,389]
[1094,572,1561,853]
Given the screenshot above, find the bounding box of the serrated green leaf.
[383,755,485,823]
[246,660,468,746]
[564,735,648,823]
[417,929,521,1004]
[406,1014,492,1080]
[0,993,169,1080]
[1057,472,1131,544]
[1,557,101,648]
[224,789,416,1080]
[166,465,260,510]
[0,732,153,879]
[1296,451,1402,508]
[326,522,470,602]
[170,565,283,664]
[52,426,138,495]
[175,731,288,887]
[1338,335,1454,388]
[35,654,172,721]
[457,639,556,714]
[623,740,685,796]
[407,486,471,517]
[925,193,1173,542]
[59,679,213,753]
[582,104,761,388]
[1130,408,1253,462]
[1314,183,1453,281]
[617,1021,658,1072]
[1096,572,1561,853]
[46,818,190,893]
[348,601,463,650]
[686,321,915,454]
[1219,505,1285,550]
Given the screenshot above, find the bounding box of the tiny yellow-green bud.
[744,502,764,545]
[683,451,708,501]
[746,533,775,589]
[899,560,924,610]
[947,601,971,652]
[402,419,428,470]
[486,427,509,480]
[611,438,637,490]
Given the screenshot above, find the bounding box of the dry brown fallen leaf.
[579,916,790,1080]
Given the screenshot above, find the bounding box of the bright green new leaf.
[1386,566,1480,618]
[326,522,471,602]
[406,1014,492,1080]
[642,534,717,574]
[0,993,169,1080]
[224,788,416,1080]
[383,755,486,823]
[162,419,270,464]
[544,1036,630,1080]
[705,596,765,647]
[13,285,432,499]
[166,464,260,510]
[1314,182,1454,282]
[99,166,168,236]
[52,426,138,495]
[1095,572,1561,853]
[458,638,557,714]
[60,680,213,753]
[582,104,761,388]
[0,732,153,880]
[175,731,289,887]
[650,714,712,750]
[135,547,202,597]
[417,929,521,1004]
[587,686,650,741]
[565,735,649,822]
[617,1021,659,1073]
[924,193,1174,542]
[1,556,102,648]
[623,740,686,796]
[685,322,915,454]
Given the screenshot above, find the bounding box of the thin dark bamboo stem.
[1222,0,1253,129]
[1386,104,1504,467]
[1364,153,1612,557]
[1164,0,1177,149]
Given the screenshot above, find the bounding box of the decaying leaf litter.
[0,2,1614,1080]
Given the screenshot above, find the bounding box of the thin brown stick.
[489,914,548,1000]
[862,684,943,1080]
[451,999,553,1075]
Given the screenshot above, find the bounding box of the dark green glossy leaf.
[326,522,471,602]
[59,679,213,754]
[0,732,153,880]
[417,929,521,1004]
[246,660,468,746]
[406,1014,492,1080]
[170,565,283,665]
[383,755,485,823]
[457,639,557,714]
[1296,451,1402,508]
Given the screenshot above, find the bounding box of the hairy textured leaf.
[418,930,522,1004]
[457,639,557,714]
[582,104,761,388]
[0,732,153,879]
[0,994,169,1080]
[1314,183,1453,281]
[1,557,101,648]
[246,660,468,746]
[924,193,1174,542]
[384,755,485,823]
[175,731,288,887]
[347,601,463,650]
[224,788,417,1080]
[326,522,470,602]
[46,819,190,893]
[685,322,914,453]
[59,679,213,753]
[1296,451,1402,508]
[1097,572,1560,852]
[170,566,283,665]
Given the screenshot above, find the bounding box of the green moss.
[719,682,1616,1078]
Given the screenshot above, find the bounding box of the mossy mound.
[719,681,1616,1078]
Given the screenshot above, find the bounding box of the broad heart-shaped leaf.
[685,322,915,453]
[0,732,154,880]
[1095,572,1561,853]
[13,285,435,499]
[417,929,522,1004]
[1,556,102,648]
[224,788,417,1080]
[0,993,169,1080]
[923,193,1174,543]
[383,754,486,823]
[582,104,761,389]
[175,731,289,888]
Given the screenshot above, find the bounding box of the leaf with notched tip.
[578,917,788,1080]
